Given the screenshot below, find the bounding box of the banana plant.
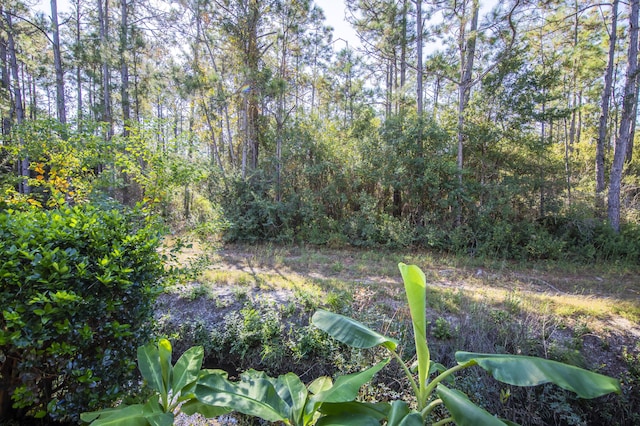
[82,338,391,425]
[81,339,230,425]
[192,359,390,425]
[312,263,622,425]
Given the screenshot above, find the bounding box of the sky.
[36,0,360,48]
[313,0,361,49]
[35,0,497,55]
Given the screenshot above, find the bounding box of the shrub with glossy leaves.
[0,204,165,422]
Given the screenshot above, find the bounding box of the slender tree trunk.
[5,11,29,193]
[597,0,618,213]
[244,0,260,171]
[416,0,423,118]
[201,99,224,171]
[120,0,130,135]
[275,25,288,202]
[75,0,83,124]
[608,0,639,232]
[0,7,10,136]
[51,0,66,124]
[626,71,640,164]
[386,61,392,118]
[97,0,113,138]
[456,0,479,224]
[564,116,572,205]
[399,0,407,112]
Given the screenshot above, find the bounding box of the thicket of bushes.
[214,173,640,264]
[0,203,165,423]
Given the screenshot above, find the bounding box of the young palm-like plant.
[311,263,621,425]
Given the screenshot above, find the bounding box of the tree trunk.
[625,70,640,164]
[120,0,130,135]
[4,10,29,194]
[1,7,10,136]
[51,0,66,124]
[456,0,479,224]
[399,0,407,112]
[416,0,423,118]
[245,0,260,171]
[97,0,113,138]
[597,0,618,213]
[75,0,83,124]
[608,0,639,232]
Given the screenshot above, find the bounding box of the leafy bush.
[0,204,165,422]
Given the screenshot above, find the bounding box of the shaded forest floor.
[157,240,640,425]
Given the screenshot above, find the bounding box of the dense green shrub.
[0,204,165,422]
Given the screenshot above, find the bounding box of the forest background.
[3,0,640,260]
[2,0,640,424]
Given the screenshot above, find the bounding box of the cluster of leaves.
[0,119,108,210]
[0,203,165,422]
[83,337,390,426]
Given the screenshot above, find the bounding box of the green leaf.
[195,372,289,422]
[398,263,429,390]
[80,404,149,426]
[319,401,389,420]
[142,397,173,426]
[172,345,204,394]
[312,310,397,350]
[455,352,621,399]
[158,339,173,393]
[311,359,389,404]
[308,376,333,395]
[181,399,233,418]
[274,372,308,425]
[138,343,165,395]
[437,385,509,426]
[386,400,422,426]
[145,412,173,426]
[315,413,382,426]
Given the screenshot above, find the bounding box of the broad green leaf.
[81,409,107,423]
[305,376,334,424]
[180,369,229,397]
[172,345,204,393]
[138,343,165,395]
[145,412,173,426]
[80,404,148,426]
[274,372,308,425]
[308,376,333,395]
[312,310,397,350]
[319,401,389,420]
[142,395,172,426]
[200,368,229,378]
[315,413,382,426]
[240,369,269,379]
[398,263,429,390]
[195,373,289,422]
[311,359,389,404]
[386,400,423,426]
[437,385,508,426]
[455,352,621,399]
[158,339,173,392]
[181,399,232,418]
